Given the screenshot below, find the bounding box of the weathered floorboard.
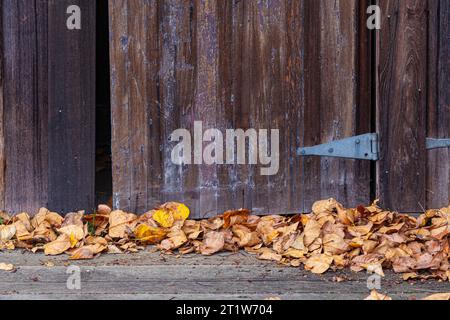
[0,251,448,300]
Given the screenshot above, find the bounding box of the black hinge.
[297,133,379,161]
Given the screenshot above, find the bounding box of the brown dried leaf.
[200,231,225,255]
[0,263,15,271]
[223,209,250,229]
[70,246,95,260]
[0,225,16,241]
[257,248,282,262]
[422,293,450,300]
[44,234,71,256]
[108,210,137,239]
[303,218,321,248]
[364,290,392,300]
[232,224,260,248]
[304,254,333,274]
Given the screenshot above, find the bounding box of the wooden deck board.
[0,251,448,300]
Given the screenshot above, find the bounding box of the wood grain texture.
[427,0,449,208]
[2,0,49,213]
[47,0,96,213]
[301,0,371,211]
[0,0,4,210]
[0,251,449,300]
[376,0,428,212]
[0,0,95,214]
[109,0,372,216]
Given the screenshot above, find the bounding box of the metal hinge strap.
[297,133,379,161]
[426,138,450,150]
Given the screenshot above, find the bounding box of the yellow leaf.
[135,224,167,243]
[153,209,174,228]
[153,202,190,228]
[171,203,190,221]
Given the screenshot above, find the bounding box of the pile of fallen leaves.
[0,199,449,282]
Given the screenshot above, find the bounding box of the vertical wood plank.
[0,0,4,210]
[3,0,48,213]
[193,0,218,216]
[109,0,371,216]
[427,0,449,208]
[302,0,371,211]
[377,0,428,212]
[127,0,149,211]
[159,0,199,212]
[110,0,131,211]
[47,0,96,213]
[1,0,95,214]
[282,0,304,213]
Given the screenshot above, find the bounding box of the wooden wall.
[0,0,447,216]
[376,0,449,212]
[109,0,373,216]
[0,0,96,214]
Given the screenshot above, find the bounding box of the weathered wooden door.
[376,0,449,212]
[0,0,96,214]
[109,0,449,217]
[109,0,371,216]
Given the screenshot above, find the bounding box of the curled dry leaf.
[303,218,321,248]
[200,231,225,255]
[258,248,282,262]
[422,293,450,300]
[13,213,33,241]
[1,199,449,284]
[232,224,260,248]
[182,220,202,240]
[70,246,95,260]
[312,198,340,214]
[97,204,112,216]
[364,290,392,301]
[159,229,188,251]
[107,244,123,254]
[153,202,190,228]
[108,210,137,239]
[0,263,15,271]
[58,224,84,247]
[223,209,250,229]
[135,224,167,244]
[304,254,333,274]
[44,234,71,256]
[0,224,16,241]
[256,216,281,245]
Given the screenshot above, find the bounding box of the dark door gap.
[95,0,112,207]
